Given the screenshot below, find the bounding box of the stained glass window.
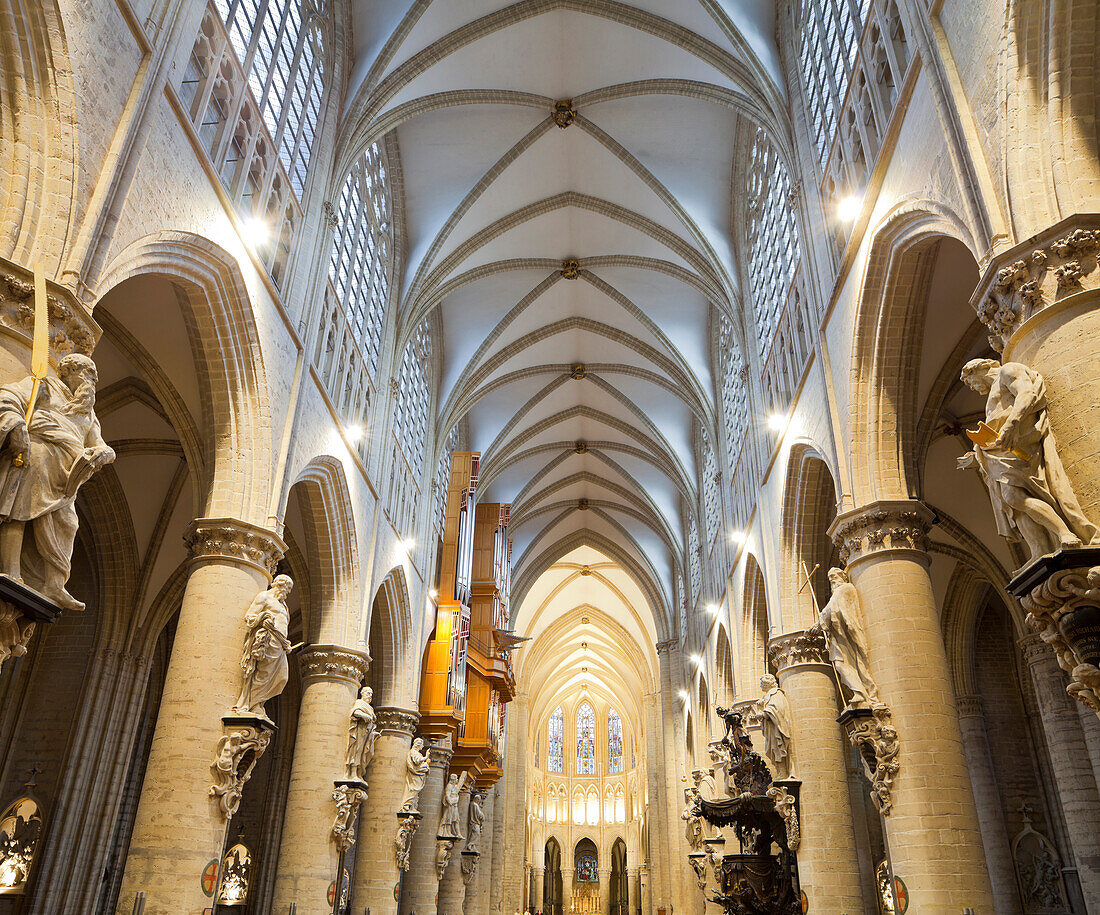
[608,709,623,774]
[577,856,598,882]
[548,706,564,773]
[576,703,596,775]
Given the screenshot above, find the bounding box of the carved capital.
[209,716,274,820]
[185,518,286,576]
[768,629,828,670]
[427,742,454,769]
[828,500,935,566]
[299,644,370,686]
[955,694,984,718]
[655,638,680,656]
[377,706,420,736]
[332,782,368,850]
[972,215,1100,351]
[838,706,899,816]
[321,200,338,229]
[0,256,100,358]
[1018,632,1053,668]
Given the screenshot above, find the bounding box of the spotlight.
[401,538,416,552]
[768,413,787,432]
[346,424,363,443]
[707,603,719,615]
[729,530,746,545]
[837,194,862,222]
[429,588,439,599]
[691,654,703,666]
[242,215,271,247]
[678,690,688,701]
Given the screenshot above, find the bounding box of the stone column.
[502,695,529,913]
[956,694,1024,915]
[768,630,868,915]
[399,737,453,915]
[438,780,472,915]
[490,782,507,915]
[352,706,418,915]
[271,645,369,911]
[638,866,650,915]
[830,501,995,911]
[655,640,690,908]
[625,866,638,915]
[598,868,611,915]
[974,215,1100,525]
[114,519,284,915]
[532,866,546,911]
[468,786,496,915]
[1020,634,1100,907]
[642,692,669,905]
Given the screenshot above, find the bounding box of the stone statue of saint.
[233,575,294,719]
[439,771,467,838]
[756,674,793,777]
[0,354,115,610]
[344,686,378,781]
[399,738,432,813]
[810,568,880,710]
[681,786,703,850]
[465,790,485,853]
[958,358,1098,561]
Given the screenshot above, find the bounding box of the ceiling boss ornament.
[553,99,576,128]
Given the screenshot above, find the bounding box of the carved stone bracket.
[0,579,62,669]
[839,706,899,816]
[435,836,456,880]
[332,780,368,850]
[829,500,935,566]
[461,849,480,885]
[299,644,369,687]
[377,706,420,736]
[1009,547,1100,716]
[185,518,286,576]
[209,715,274,820]
[394,810,421,871]
[972,215,1100,351]
[688,853,708,894]
[0,257,100,358]
[768,629,828,670]
[766,783,801,851]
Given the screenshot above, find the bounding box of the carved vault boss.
[0,354,115,610]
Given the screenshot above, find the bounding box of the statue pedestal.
[837,706,899,816]
[461,848,480,886]
[1009,546,1100,716]
[394,810,421,872]
[0,574,63,667]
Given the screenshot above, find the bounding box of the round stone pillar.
[272,645,369,911]
[468,786,496,915]
[768,630,867,914]
[351,706,418,915]
[625,866,638,915]
[639,865,650,915]
[114,519,284,915]
[830,500,995,911]
[437,780,472,915]
[531,865,545,912]
[956,695,1023,915]
[1020,634,1100,908]
[399,738,453,915]
[979,215,1100,521]
[598,868,611,915]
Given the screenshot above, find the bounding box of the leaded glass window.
[394,319,432,479]
[688,519,702,605]
[719,313,747,461]
[577,856,598,882]
[576,703,596,776]
[746,129,800,361]
[608,709,623,774]
[548,706,564,773]
[702,429,720,547]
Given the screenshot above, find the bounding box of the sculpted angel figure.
[439,771,468,838]
[755,674,793,777]
[0,354,115,610]
[958,358,1097,561]
[809,568,880,710]
[398,738,432,813]
[233,575,294,719]
[344,686,379,781]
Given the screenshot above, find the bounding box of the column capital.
[184,517,286,576]
[972,213,1100,352]
[655,637,680,655]
[828,499,935,566]
[768,628,829,670]
[428,743,455,769]
[1018,632,1055,668]
[298,644,369,687]
[956,694,985,718]
[377,706,420,736]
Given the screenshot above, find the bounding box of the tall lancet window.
[394,319,432,479]
[576,703,596,776]
[608,709,624,774]
[718,313,747,462]
[548,706,564,773]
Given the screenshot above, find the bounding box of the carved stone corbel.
[1010,549,1100,716]
[461,849,479,885]
[688,853,708,895]
[766,784,801,850]
[394,810,421,871]
[839,705,899,816]
[209,716,274,820]
[435,836,456,880]
[331,781,368,850]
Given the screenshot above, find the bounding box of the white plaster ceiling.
[344,1,785,645]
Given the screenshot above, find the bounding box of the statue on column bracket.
[958,358,1098,563]
[344,685,378,781]
[465,789,486,854]
[398,738,432,813]
[439,770,468,839]
[233,575,295,721]
[331,783,368,850]
[682,785,703,850]
[809,567,882,711]
[0,353,115,611]
[754,674,793,778]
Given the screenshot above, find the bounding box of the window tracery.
[394,319,433,479]
[719,313,747,463]
[608,709,623,774]
[688,519,702,607]
[576,703,596,776]
[585,787,600,826]
[548,706,564,774]
[701,428,720,548]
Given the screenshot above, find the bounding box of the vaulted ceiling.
[343,1,788,644]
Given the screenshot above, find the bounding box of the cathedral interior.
[0,1,1099,914]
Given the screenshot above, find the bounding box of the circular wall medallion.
[893,876,909,913]
[201,859,219,897]
[801,890,809,913]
